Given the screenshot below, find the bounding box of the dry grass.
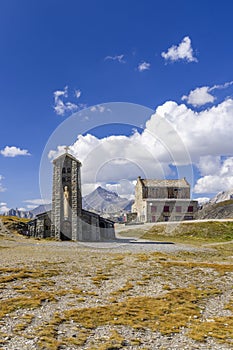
[0,266,59,284]
[0,230,232,349]
[0,292,56,319]
[13,314,34,333]
[189,316,233,343]
[91,269,112,286]
[63,286,220,333]
[0,215,29,235]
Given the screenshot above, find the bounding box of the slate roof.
[140,178,190,188]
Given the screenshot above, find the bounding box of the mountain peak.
[95,186,118,198]
[83,186,133,214]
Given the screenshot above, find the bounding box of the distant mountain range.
[5,187,233,221]
[2,208,34,219]
[31,204,52,216]
[2,187,133,219]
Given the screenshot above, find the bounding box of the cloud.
[0,175,6,192]
[53,86,83,116]
[0,146,31,157]
[90,105,111,113]
[90,105,105,113]
[24,198,51,206]
[197,156,221,176]
[105,180,136,200]
[0,204,9,213]
[137,61,150,72]
[182,87,215,106]
[74,89,81,99]
[182,80,233,106]
[194,157,233,193]
[161,36,197,63]
[54,86,68,99]
[104,54,125,63]
[49,98,233,196]
[210,81,233,91]
[195,197,210,205]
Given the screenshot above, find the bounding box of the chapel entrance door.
[61,221,72,240]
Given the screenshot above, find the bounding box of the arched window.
[67,167,71,173]
[62,167,66,174]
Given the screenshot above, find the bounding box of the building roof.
[53,152,82,165]
[139,177,190,188]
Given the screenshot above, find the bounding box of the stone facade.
[28,152,115,241]
[132,177,198,223]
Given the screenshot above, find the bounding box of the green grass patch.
[215,199,233,207]
[120,221,233,245]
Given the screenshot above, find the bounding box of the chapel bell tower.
[52,150,82,240]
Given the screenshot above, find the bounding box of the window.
[62,167,66,174]
[152,216,156,222]
[176,206,182,213]
[67,167,71,173]
[188,206,193,212]
[151,205,157,213]
[184,216,193,220]
[163,205,169,212]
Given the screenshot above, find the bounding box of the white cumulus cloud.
[0,146,30,157]
[194,157,233,194]
[137,61,150,72]
[182,80,233,107]
[49,98,233,196]
[161,36,197,63]
[182,86,215,106]
[197,156,221,176]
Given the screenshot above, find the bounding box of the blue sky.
[1,0,233,211]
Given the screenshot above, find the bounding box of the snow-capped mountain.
[2,208,33,219]
[210,189,233,204]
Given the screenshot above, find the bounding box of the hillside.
[198,199,233,220]
[0,216,29,236]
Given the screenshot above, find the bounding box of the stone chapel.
[28,151,115,241]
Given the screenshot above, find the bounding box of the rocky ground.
[0,220,233,350]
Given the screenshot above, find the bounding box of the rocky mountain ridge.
[83,186,133,214]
